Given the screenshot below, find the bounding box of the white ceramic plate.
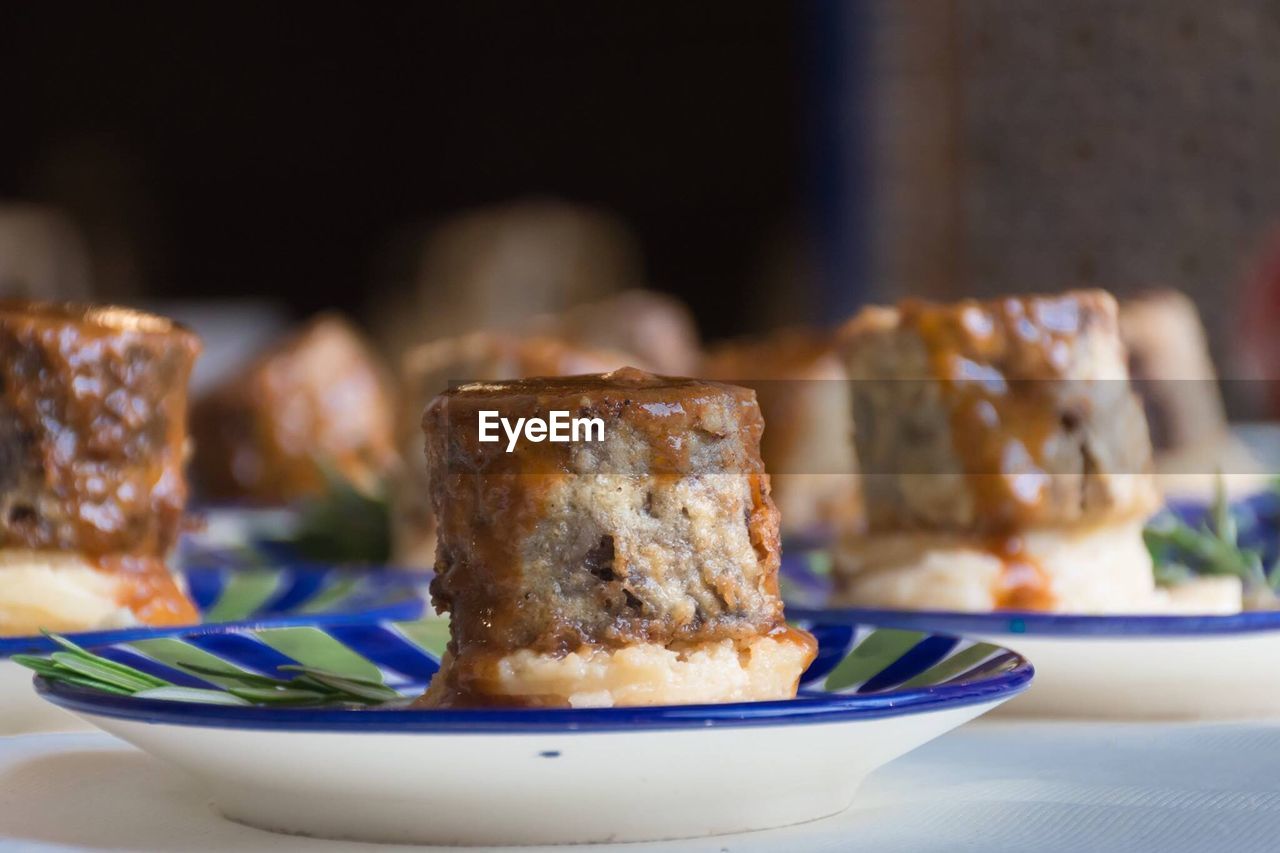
[32,620,1031,845]
[784,552,1280,719]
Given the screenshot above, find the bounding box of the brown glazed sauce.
[984,536,1056,610]
[901,294,1086,529]
[900,294,1100,610]
[97,554,200,626]
[0,299,200,556]
[423,367,781,659]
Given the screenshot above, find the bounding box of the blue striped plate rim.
[781,550,1280,636]
[32,619,1032,732]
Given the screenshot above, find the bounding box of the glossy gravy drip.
[96,554,200,626]
[903,295,1086,531]
[903,295,1099,611]
[984,535,1055,610]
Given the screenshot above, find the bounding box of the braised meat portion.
[839,290,1158,532]
[423,368,784,658]
[0,300,200,556]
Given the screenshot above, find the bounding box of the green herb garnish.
[1144,475,1279,598]
[283,461,391,563]
[15,631,408,707]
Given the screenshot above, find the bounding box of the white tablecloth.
[1,720,1278,852]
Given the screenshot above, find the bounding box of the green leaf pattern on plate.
[255,627,386,683]
[395,618,451,659]
[898,642,1000,689]
[202,571,283,622]
[824,629,925,692]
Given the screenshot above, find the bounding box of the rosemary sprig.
[15,631,408,707]
[1144,475,1277,597]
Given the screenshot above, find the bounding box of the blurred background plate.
[783,546,1280,719]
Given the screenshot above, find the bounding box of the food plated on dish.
[786,549,1280,718]
[0,299,201,636]
[20,363,1029,842]
[28,619,1030,845]
[777,288,1280,716]
[0,298,429,732]
[833,289,1243,615]
[417,367,816,707]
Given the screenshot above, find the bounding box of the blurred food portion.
[529,288,701,376]
[842,291,1156,533]
[144,299,291,397]
[831,289,1239,614]
[393,331,636,569]
[1120,289,1262,497]
[0,300,200,634]
[702,328,861,539]
[0,205,92,302]
[1121,290,1226,453]
[190,313,398,506]
[372,200,644,361]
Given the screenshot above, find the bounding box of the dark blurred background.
[7,2,1280,386]
[0,2,803,339]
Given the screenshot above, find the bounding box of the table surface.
[1,720,1278,852]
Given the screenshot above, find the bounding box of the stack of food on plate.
[0,300,201,634]
[415,367,816,708]
[828,289,1245,614]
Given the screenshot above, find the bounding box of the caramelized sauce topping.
[96,554,199,627]
[0,299,200,556]
[896,293,1119,612]
[901,294,1099,531]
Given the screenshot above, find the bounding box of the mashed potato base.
[419,629,818,708]
[834,520,1242,614]
[0,550,136,636]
